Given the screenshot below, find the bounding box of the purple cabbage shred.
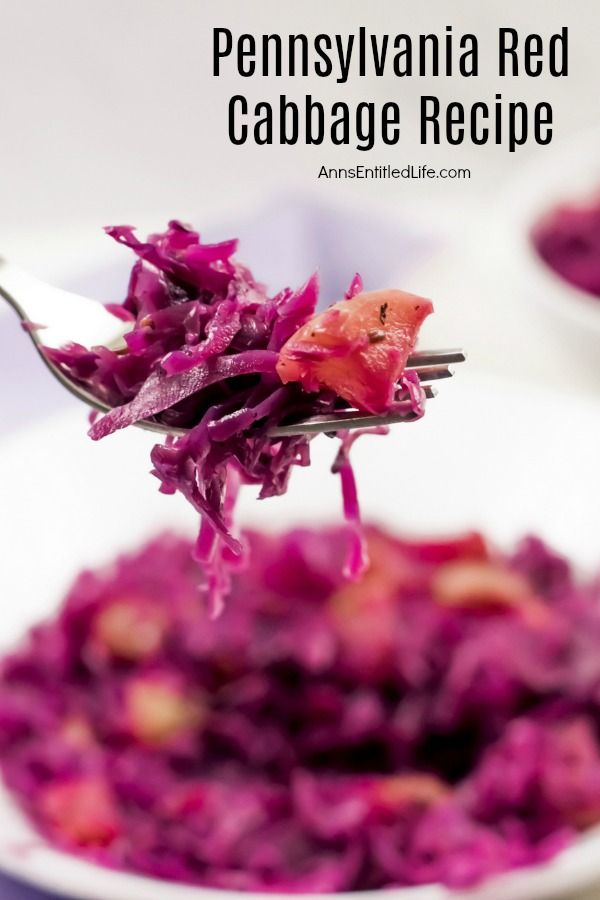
[45,222,425,608]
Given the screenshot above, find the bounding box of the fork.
[0,257,465,438]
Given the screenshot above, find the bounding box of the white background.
[1,0,599,402]
[0,0,596,234]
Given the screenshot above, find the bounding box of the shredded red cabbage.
[0,527,599,891]
[45,222,427,612]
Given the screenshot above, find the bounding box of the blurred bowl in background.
[499,127,600,349]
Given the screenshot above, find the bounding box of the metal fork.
[0,257,465,438]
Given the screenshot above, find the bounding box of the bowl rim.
[0,780,599,900]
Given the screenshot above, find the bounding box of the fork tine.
[412,365,454,383]
[407,349,466,368]
[268,386,437,437]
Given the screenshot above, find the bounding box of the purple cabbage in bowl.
[0,526,599,892]
[532,194,600,299]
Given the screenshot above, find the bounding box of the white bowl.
[1,373,600,900]
[499,127,600,345]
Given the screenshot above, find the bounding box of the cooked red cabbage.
[45,223,429,613]
[532,194,600,298]
[0,527,599,891]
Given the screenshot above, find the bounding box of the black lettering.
[356,102,375,151]
[314,34,333,76]
[254,101,272,145]
[419,34,439,76]
[371,34,389,75]
[359,26,366,76]
[508,102,528,152]
[237,34,256,77]
[289,34,309,76]
[331,101,349,144]
[228,95,247,144]
[499,28,519,76]
[524,34,543,76]
[460,34,479,76]
[280,96,299,144]
[495,93,503,144]
[213,28,232,76]
[393,35,411,76]
[446,102,465,144]
[335,34,354,84]
[470,102,489,144]
[549,27,569,76]
[420,96,440,144]
[445,26,453,76]
[262,34,282,75]
[306,95,325,144]
[534,102,553,144]
[382,102,401,144]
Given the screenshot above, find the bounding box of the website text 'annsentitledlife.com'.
[318,164,471,180]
